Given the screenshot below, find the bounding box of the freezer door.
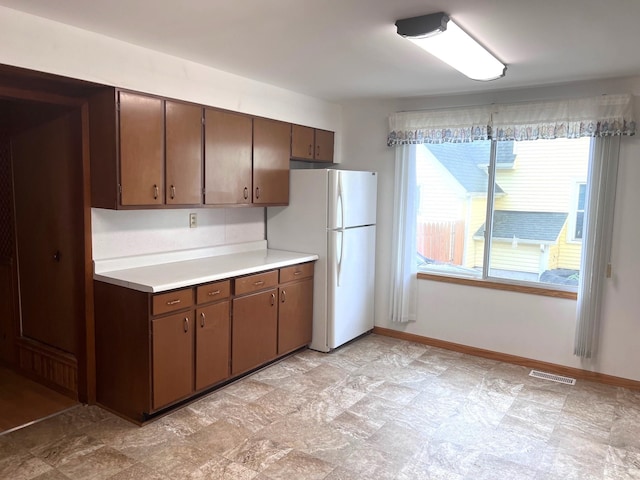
[327,225,376,349]
[328,170,377,229]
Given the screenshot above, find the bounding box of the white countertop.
[93,241,318,293]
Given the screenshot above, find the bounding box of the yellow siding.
[548,243,560,270]
[557,224,582,269]
[494,138,590,212]
[465,197,487,268]
[489,242,541,273]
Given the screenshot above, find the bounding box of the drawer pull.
[200,312,205,328]
[153,184,159,200]
[207,290,221,297]
[270,293,275,306]
[293,271,302,276]
[243,187,248,200]
[255,186,260,199]
[253,280,265,286]
[166,299,182,306]
[281,290,286,303]
[184,317,189,333]
[170,185,176,199]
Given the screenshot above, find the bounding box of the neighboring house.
[416,138,589,283]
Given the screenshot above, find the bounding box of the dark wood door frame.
[1,73,97,405]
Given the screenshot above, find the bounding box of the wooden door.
[231,289,278,375]
[253,118,290,205]
[152,311,194,410]
[204,109,252,205]
[12,110,84,355]
[165,101,202,205]
[278,279,313,355]
[314,129,334,163]
[118,92,164,206]
[195,301,230,390]
[291,124,314,160]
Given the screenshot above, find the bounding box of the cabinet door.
[119,92,164,206]
[291,124,314,160]
[314,129,334,163]
[232,289,278,375]
[152,311,194,410]
[204,109,252,205]
[195,302,230,390]
[253,118,290,205]
[278,279,313,355]
[166,101,203,205]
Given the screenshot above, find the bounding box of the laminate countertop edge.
[93,248,319,293]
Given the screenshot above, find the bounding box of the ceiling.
[1,0,639,102]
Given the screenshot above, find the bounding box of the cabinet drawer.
[196,280,231,304]
[280,262,314,283]
[152,288,194,316]
[234,270,278,296]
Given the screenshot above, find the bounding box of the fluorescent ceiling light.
[395,12,506,81]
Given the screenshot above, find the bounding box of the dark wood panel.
[152,311,194,410]
[0,261,16,364]
[232,289,278,376]
[204,109,252,205]
[17,338,78,398]
[253,118,290,205]
[278,278,313,355]
[195,302,230,390]
[94,281,151,422]
[89,88,119,209]
[12,110,84,355]
[166,101,203,205]
[118,91,164,206]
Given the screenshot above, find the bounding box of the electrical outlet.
[189,212,197,228]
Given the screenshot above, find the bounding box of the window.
[416,137,592,290]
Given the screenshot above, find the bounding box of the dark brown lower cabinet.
[232,288,278,376]
[152,311,194,410]
[94,261,313,423]
[195,301,230,390]
[278,278,313,355]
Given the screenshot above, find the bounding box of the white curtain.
[389,145,418,323]
[574,137,621,359]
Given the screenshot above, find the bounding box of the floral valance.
[388,94,636,146]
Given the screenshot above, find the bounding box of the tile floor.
[1,333,640,479]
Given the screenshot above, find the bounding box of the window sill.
[417,272,577,300]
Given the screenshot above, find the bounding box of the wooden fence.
[417,220,465,265]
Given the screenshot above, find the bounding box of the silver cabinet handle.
[153,184,159,199]
[281,290,286,303]
[243,187,249,200]
[200,312,205,328]
[166,299,181,306]
[253,280,265,286]
[308,144,313,156]
[184,317,189,333]
[255,186,260,199]
[293,271,302,276]
[170,185,176,199]
[270,293,275,306]
[207,289,221,297]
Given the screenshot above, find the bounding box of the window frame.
[416,137,593,297]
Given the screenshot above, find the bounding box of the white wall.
[341,77,640,382]
[0,6,342,260]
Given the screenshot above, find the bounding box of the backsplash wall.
[91,207,264,260]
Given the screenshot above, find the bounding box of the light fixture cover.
[396,12,506,81]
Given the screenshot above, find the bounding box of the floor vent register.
[529,369,576,385]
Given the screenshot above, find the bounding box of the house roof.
[473,210,568,243]
[424,141,515,194]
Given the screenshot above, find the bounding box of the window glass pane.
[415,141,490,277]
[488,137,591,287]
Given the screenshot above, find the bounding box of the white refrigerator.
[267,169,377,352]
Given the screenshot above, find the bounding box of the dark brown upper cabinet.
[253,118,290,206]
[204,109,252,205]
[291,124,334,163]
[165,101,203,206]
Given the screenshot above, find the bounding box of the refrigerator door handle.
[337,171,345,230]
[336,230,344,287]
